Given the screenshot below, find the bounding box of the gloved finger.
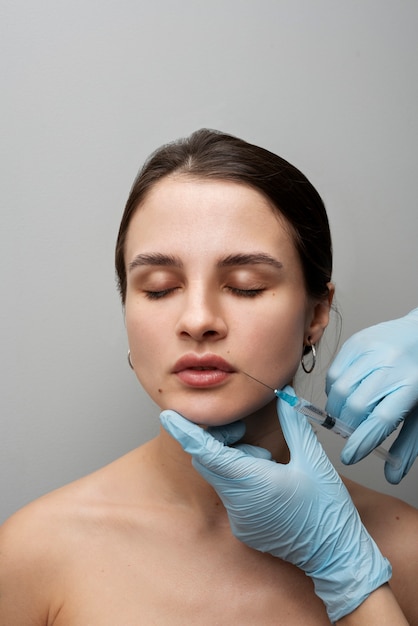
[207,421,246,445]
[276,385,320,464]
[277,387,344,497]
[340,391,406,465]
[325,338,366,396]
[349,377,417,429]
[325,357,379,419]
[234,443,273,460]
[160,409,234,459]
[325,347,399,418]
[160,410,271,481]
[328,368,417,430]
[385,407,418,483]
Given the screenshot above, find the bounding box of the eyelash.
[143,287,265,300]
[144,289,176,300]
[226,287,265,298]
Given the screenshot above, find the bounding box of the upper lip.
[172,354,236,373]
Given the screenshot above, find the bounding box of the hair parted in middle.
[115,129,332,305]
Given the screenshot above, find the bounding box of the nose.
[175,285,227,342]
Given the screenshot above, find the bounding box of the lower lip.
[175,369,232,388]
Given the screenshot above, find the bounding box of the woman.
[0,129,416,624]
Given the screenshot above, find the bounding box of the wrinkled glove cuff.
[313,537,392,623]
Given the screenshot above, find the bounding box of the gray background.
[1,0,417,523]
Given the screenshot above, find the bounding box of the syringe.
[242,371,401,469]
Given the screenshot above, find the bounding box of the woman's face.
[124,175,329,426]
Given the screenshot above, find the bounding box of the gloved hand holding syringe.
[241,370,401,469]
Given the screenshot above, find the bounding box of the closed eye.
[143,288,178,300]
[226,287,265,298]
[144,286,265,299]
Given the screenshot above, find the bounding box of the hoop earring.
[127,350,134,370]
[301,339,316,374]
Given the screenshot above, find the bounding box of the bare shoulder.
[343,476,418,625]
[342,476,418,542]
[0,486,75,625]
[0,445,148,625]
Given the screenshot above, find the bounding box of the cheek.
[126,323,165,403]
[244,300,307,383]
[125,309,161,372]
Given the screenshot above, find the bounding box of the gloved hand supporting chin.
[160,386,391,623]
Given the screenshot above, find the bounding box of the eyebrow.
[128,253,183,272]
[128,252,283,273]
[218,253,283,270]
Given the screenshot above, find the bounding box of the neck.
[148,426,229,525]
[147,399,288,520]
[241,398,290,463]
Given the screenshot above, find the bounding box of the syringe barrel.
[297,400,401,469]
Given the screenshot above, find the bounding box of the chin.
[159,394,273,427]
[185,413,245,428]
[161,405,243,427]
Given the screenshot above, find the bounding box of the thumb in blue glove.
[326,308,418,483]
[160,386,391,624]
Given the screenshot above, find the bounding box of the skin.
[0,176,417,625]
[124,175,330,430]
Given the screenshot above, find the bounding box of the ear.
[304,283,335,346]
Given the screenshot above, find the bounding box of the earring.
[301,338,316,374]
[127,350,134,370]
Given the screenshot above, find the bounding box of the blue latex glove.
[160,387,391,623]
[326,308,418,483]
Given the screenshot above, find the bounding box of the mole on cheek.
[158,388,163,394]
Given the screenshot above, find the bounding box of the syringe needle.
[241,370,401,469]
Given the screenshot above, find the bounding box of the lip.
[173,353,236,373]
[172,354,236,388]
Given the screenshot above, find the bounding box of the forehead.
[124,175,298,261]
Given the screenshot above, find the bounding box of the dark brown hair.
[115,129,332,304]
